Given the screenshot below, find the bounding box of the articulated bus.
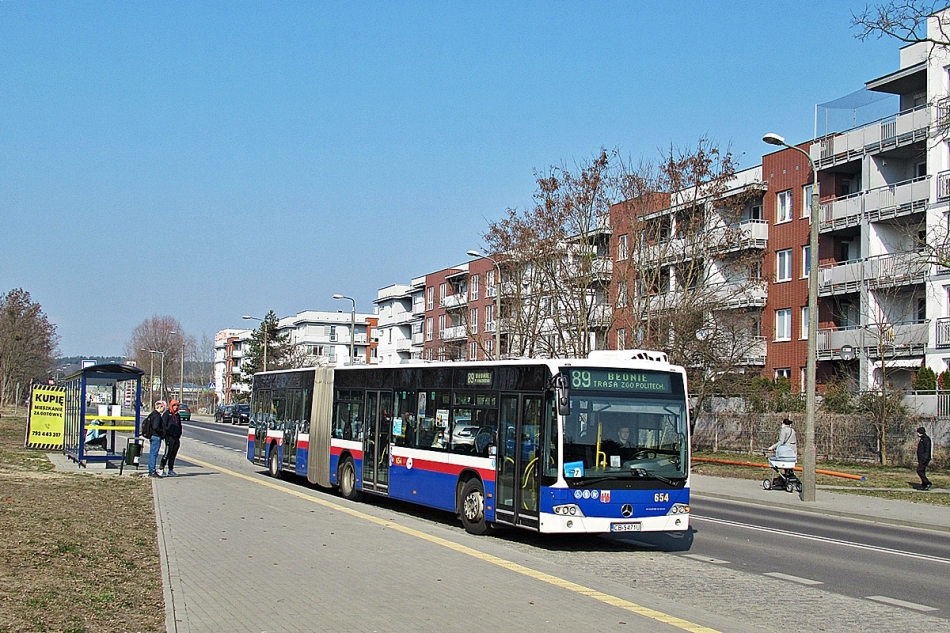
[247,350,691,535]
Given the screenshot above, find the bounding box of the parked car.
[178,403,192,421]
[215,404,234,424]
[234,404,250,425]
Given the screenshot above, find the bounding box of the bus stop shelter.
[63,363,144,467]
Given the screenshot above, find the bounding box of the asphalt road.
[177,416,950,631]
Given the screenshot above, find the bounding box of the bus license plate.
[610,522,642,533]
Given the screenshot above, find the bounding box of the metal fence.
[692,411,948,468]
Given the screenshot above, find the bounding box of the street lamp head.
[466,250,481,258]
[332,294,345,300]
[762,132,787,147]
[242,315,256,320]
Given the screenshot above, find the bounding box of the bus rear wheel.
[338,457,363,501]
[460,479,491,535]
[268,448,281,478]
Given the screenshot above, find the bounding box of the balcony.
[394,340,411,352]
[441,325,468,341]
[936,317,950,348]
[588,304,613,328]
[711,280,768,308]
[411,332,424,345]
[810,104,929,169]
[817,321,929,359]
[441,293,468,310]
[819,252,928,296]
[819,176,930,232]
[740,336,767,365]
[412,298,426,315]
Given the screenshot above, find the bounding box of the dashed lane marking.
[763,572,822,585]
[185,456,722,633]
[682,554,730,564]
[866,596,939,612]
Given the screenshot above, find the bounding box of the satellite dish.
[840,345,855,361]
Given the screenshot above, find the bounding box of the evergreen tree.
[237,311,292,386]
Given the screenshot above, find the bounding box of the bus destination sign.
[569,369,671,393]
[466,370,493,387]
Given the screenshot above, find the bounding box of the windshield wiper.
[631,468,677,486]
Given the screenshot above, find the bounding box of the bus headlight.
[667,503,690,515]
[552,504,584,517]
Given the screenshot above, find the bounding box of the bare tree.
[612,140,767,417]
[852,2,950,44]
[126,315,184,401]
[0,289,58,406]
[483,149,616,358]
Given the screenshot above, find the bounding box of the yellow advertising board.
[26,385,66,449]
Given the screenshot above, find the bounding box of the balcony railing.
[412,298,426,315]
[937,317,950,348]
[441,325,468,341]
[810,104,929,169]
[411,332,424,345]
[441,293,468,310]
[817,321,929,359]
[818,252,929,296]
[818,176,930,231]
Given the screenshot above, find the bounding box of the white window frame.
[800,306,809,340]
[777,190,793,223]
[425,317,433,341]
[470,275,479,301]
[777,249,792,282]
[470,308,478,334]
[470,341,477,361]
[618,234,629,261]
[617,328,627,350]
[775,367,791,381]
[775,308,792,341]
[802,245,811,278]
[802,184,813,218]
[426,286,434,311]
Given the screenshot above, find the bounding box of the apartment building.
[608,167,768,374]
[801,31,948,393]
[214,309,377,402]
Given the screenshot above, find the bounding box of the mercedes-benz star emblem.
[621,504,633,517]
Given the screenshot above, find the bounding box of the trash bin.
[125,437,143,466]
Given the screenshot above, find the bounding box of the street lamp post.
[763,132,819,502]
[468,250,501,360]
[141,348,154,403]
[332,295,356,364]
[170,330,186,404]
[242,316,267,371]
[146,349,167,400]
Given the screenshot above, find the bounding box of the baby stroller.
[762,448,802,493]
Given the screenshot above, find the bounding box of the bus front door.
[362,390,392,494]
[495,394,541,530]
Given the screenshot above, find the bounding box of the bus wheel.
[460,479,490,535]
[268,448,281,478]
[338,458,363,501]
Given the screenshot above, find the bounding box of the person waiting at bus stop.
[143,400,166,477]
[160,399,183,477]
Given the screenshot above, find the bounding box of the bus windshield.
[561,394,688,484]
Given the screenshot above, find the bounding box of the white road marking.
[693,515,950,565]
[764,572,822,585]
[682,554,731,564]
[865,596,939,612]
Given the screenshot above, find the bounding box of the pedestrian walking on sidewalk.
[916,426,933,491]
[161,399,183,476]
[143,400,166,477]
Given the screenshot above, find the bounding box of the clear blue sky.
[1,2,899,357]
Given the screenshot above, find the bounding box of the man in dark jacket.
[160,399,184,477]
[916,426,933,491]
[144,400,166,478]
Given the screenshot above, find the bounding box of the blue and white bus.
[248,350,690,535]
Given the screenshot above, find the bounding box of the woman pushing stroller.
[763,418,801,492]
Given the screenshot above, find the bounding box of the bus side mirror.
[554,374,570,417]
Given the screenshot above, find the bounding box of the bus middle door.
[362,390,392,494]
[496,394,541,530]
